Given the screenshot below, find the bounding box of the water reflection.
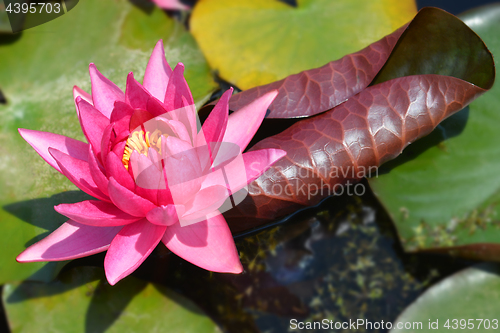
[224,194,422,332]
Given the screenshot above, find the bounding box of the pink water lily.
[17,40,285,285]
[151,0,191,10]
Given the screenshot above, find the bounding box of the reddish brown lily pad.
[222,8,495,232]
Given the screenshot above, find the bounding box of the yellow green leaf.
[190,0,417,89]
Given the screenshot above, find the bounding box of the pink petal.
[125,72,151,110]
[88,146,109,196]
[134,186,160,207]
[146,205,183,226]
[181,185,229,223]
[73,86,92,117]
[106,151,136,191]
[202,88,231,160]
[202,88,231,145]
[157,160,174,206]
[18,128,88,173]
[129,109,156,132]
[149,118,191,144]
[146,96,169,117]
[163,136,201,171]
[157,187,174,206]
[195,134,212,172]
[228,148,286,194]
[201,148,286,195]
[163,161,202,205]
[128,150,159,204]
[143,40,173,102]
[55,200,141,227]
[241,148,287,184]
[162,213,243,273]
[199,143,245,190]
[211,141,242,170]
[100,123,116,166]
[138,179,174,207]
[129,149,168,206]
[163,63,194,112]
[104,219,166,285]
[108,177,157,217]
[160,95,198,142]
[49,148,110,202]
[89,63,125,118]
[112,140,127,161]
[17,220,122,262]
[152,0,190,10]
[167,119,192,143]
[110,101,134,122]
[77,98,110,160]
[224,90,278,152]
[179,96,198,141]
[129,150,163,189]
[162,138,204,204]
[110,102,134,140]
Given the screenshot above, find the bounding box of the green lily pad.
[390,263,500,333]
[0,0,216,284]
[190,0,417,90]
[368,4,500,257]
[3,266,218,332]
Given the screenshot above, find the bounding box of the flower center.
[122,129,163,169]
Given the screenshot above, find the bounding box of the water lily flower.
[16,40,286,285]
[151,0,191,11]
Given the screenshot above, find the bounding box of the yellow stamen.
[122,129,164,169]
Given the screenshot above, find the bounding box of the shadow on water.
[3,191,94,247]
[3,191,96,282]
[84,277,147,333]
